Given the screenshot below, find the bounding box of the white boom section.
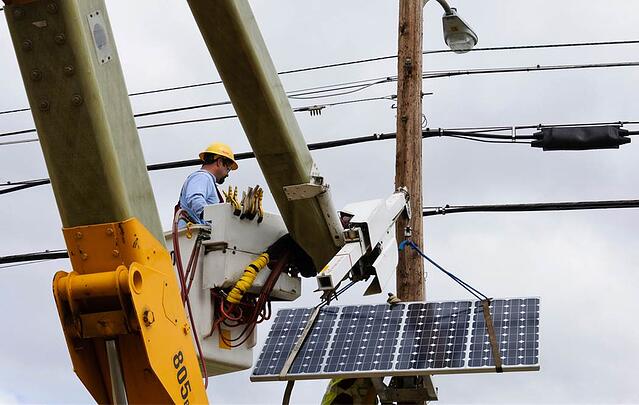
[316,190,410,297]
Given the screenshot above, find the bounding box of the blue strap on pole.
[399,240,489,301]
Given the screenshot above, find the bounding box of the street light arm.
[424,0,454,15]
[435,0,454,15]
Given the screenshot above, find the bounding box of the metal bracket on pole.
[376,375,438,403]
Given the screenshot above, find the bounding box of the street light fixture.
[426,0,478,53]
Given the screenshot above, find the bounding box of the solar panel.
[251,298,539,382]
[396,301,472,371]
[323,304,404,373]
[468,298,539,369]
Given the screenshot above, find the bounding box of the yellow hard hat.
[198,142,238,170]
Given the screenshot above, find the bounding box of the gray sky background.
[1,1,639,404]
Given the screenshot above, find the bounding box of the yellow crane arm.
[54,219,207,404]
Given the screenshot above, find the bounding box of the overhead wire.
[0,94,397,142]
[4,57,639,139]
[4,121,638,195]
[422,199,639,217]
[0,249,68,265]
[0,261,49,270]
[4,38,639,116]
[4,197,639,266]
[422,61,639,79]
[0,138,38,147]
[443,134,532,144]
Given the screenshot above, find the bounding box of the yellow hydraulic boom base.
[53,218,208,404]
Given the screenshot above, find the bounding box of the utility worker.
[177,142,238,224]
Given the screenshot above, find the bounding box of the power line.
[0,94,397,142]
[5,58,639,139]
[0,107,29,116]
[0,138,38,147]
[276,40,639,76]
[3,38,639,116]
[0,261,53,270]
[0,249,68,265]
[422,61,639,79]
[0,129,507,194]
[422,199,639,217]
[4,196,639,266]
[3,123,626,195]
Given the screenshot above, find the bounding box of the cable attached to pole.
[398,240,488,301]
[398,240,506,372]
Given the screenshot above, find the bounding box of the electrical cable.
[443,134,532,144]
[0,200,639,268]
[0,249,67,265]
[423,61,639,79]
[399,240,489,301]
[422,199,639,217]
[0,93,395,140]
[2,59,639,140]
[4,56,639,121]
[5,57,639,141]
[4,38,637,116]
[4,197,639,266]
[0,261,54,270]
[0,138,38,147]
[3,122,638,195]
[0,107,29,116]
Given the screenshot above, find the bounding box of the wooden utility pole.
[395,0,425,302]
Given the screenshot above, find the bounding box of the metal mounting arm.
[316,190,410,298]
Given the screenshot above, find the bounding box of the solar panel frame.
[251,297,540,382]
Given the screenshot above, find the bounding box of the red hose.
[172,209,209,388]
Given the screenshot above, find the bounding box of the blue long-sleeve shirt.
[179,170,220,224]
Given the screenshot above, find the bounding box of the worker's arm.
[180,171,219,222]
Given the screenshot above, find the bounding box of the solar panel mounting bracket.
[373,376,438,403]
[482,299,504,373]
[278,305,323,378]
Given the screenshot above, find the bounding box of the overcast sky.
[1,1,639,404]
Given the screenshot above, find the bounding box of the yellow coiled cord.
[226,253,270,304]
